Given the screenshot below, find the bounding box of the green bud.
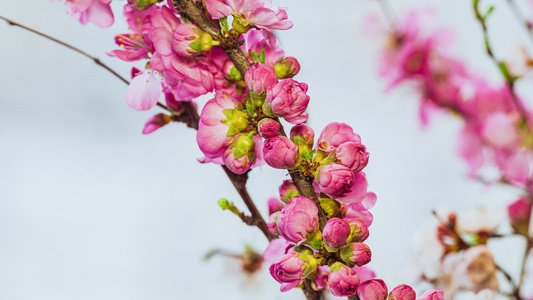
[293,245,314,256]
[225,110,250,136]
[319,197,344,219]
[228,66,243,81]
[329,262,346,273]
[233,135,255,159]
[299,254,318,277]
[218,198,241,215]
[232,16,251,34]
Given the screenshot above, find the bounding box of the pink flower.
[270,252,317,292]
[142,113,171,134]
[335,142,370,172]
[290,124,315,148]
[263,238,291,264]
[197,93,241,159]
[258,118,280,139]
[347,219,370,243]
[264,79,310,124]
[318,123,361,153]
[204,0,293,32]
[245,63,278,94]
[358,279,388,300]
[316,163,355,198]
[274,56,300,79]
[263,136,299,169]
[126,68,161,111]
[328,263,360,297]
[268,212,280,235]
[172,23,203,58]
[223,145,255,174]
[340,243,372,267]
[481,112,520,149]
[107,5,154,62]
[63,0,114,28]
[323,218,351,248]
[389,285,416,300]
[241,29,285,66]
[276,196,318,244]
[418,290,445,300]
[508,197,532,235]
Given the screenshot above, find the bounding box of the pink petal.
[126,71,161,111]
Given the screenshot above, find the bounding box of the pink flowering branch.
[0,14,275,243]
[472,0,532,127]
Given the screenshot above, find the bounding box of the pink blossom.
[340,243,372,267]
[107,5,154,62]
[241,29,285,66]
[263,136,299,169]
[418,290,445,300]
[358,279,388,300]
[274,56,300,79]
[258,118,280,139]
[323,218,351,248]
[316,163,355,198]
[276,196,318,244]
[142,113,171,134]
[62,0,114,28]
[263,238,291,264]
[264,79,310,124]
[328,263,360,297]
[197,93,241,159]
[345,202,373,227]
[290,124,315,148]
[481,112,520,149]
[270,252,317,292]
[126,69,161,111]
[245,63,278,94]
[335,142,370,172]
[390,285,416,300]
[172,23,203,58]
[318,123,361,153]
[204,0,293,31]
[268,212,280,235]
[346,219,370,243]
[223,145,254,174]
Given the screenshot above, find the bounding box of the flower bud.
[418,290,444,300]
[279,180,299,203]
[264,79,310,124]
[277,196,319,244]
[328,262,360,297]
[389,284,416,300]
[224,145,255,174]
[340,243,372,267]
[245,63,278,94]
[232,135,255,159]
[142,113,172,134]
[270,252,317,292]
[358,279,388,300]
[508,197,532,235]
[335,142,370,173]
[346,219,370,243]
[274,56,301,79]
[218,198,240,215]
[268,212,280,235]
[258,118,280,139]
[264,136,300,169]
[268,197,285,215]
[172,24,218,57]
[316,163,355,198]
[222,59,243,81]
[291,124,315,149]
[323,218,351,249]
[232,16,252,34]
[318,122,361,153]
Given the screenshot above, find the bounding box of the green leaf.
[498,61,517,83]
[250,52,261,64]
[483,6,494,20]
[259,45,266,64]
[219,17,229,32]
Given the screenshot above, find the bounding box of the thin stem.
[472,1,532,127]
[495,263,519,294]
[0,15,129,86]
[506,0,533,44]
[0,15,172,113]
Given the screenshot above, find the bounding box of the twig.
[0,15,171,113]
[495,263,519,294]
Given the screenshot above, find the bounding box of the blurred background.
[0,0,530,299]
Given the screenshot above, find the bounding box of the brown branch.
[495,264,519,295]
